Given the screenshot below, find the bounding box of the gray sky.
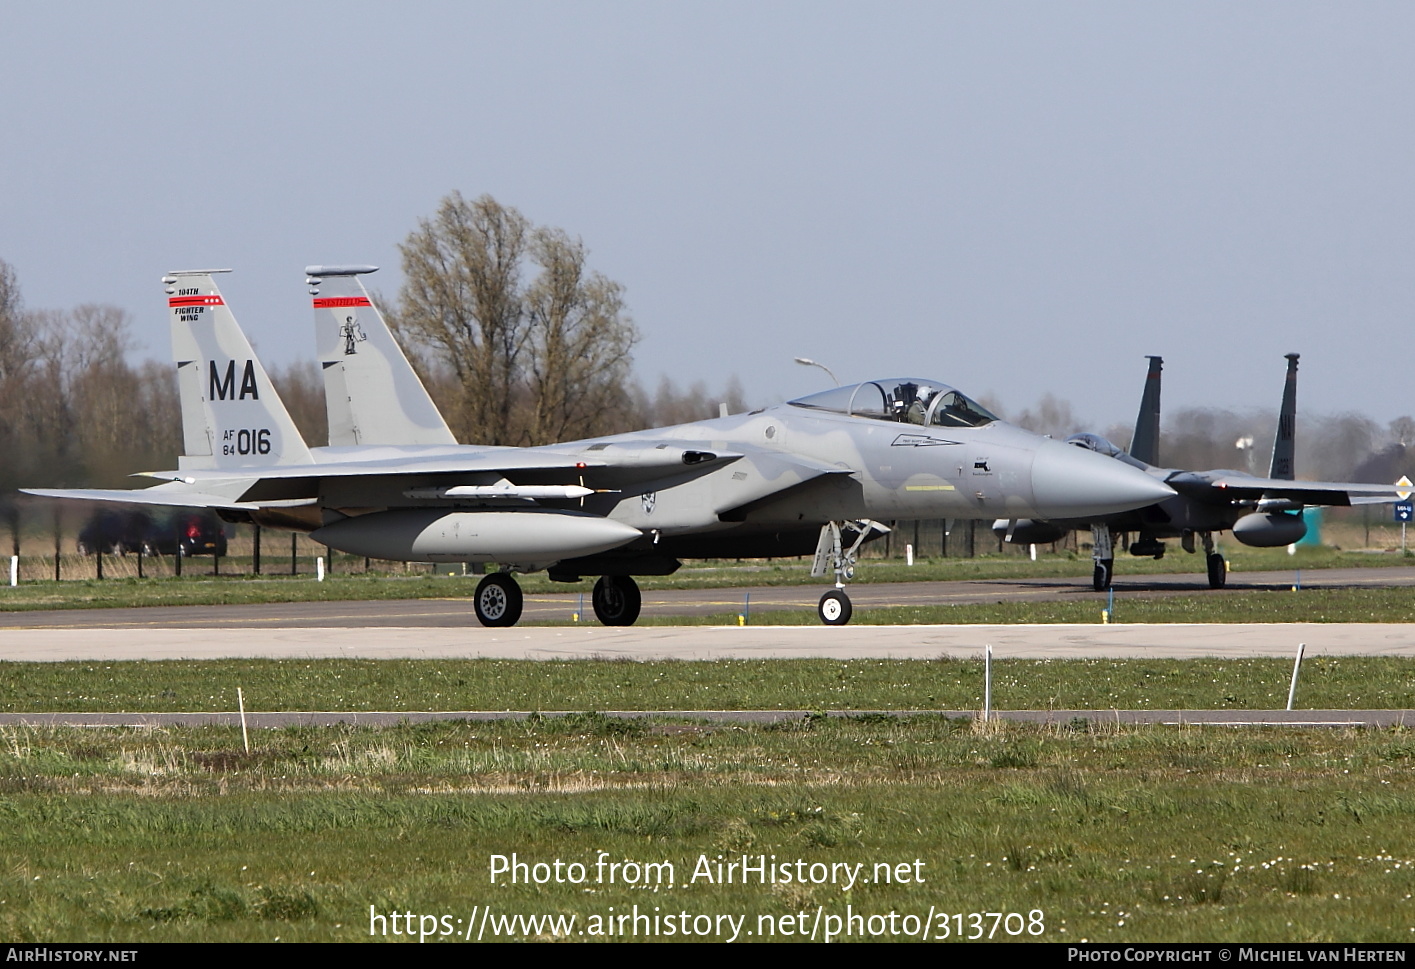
[3,1,1413,432]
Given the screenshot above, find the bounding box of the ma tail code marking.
[209,360,260,400]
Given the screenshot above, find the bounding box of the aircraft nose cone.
[1030,441,1174,519]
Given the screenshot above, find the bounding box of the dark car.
[77,510,153,556]
[142,512,229,557]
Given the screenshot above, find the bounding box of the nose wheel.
[592,574,642,626]
[817,589,852,625]
[473,572,523,627]
[1206,553,1226,589]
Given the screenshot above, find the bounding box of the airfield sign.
[1398,478,1414,554]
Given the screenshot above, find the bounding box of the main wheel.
[1092,558,1113,591]
[817,589,852,625]
[473,573,523,627]
[592,575,641,626]
[1206,552,1226,589]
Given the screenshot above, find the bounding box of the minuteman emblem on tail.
[164,270,314,471]
[305,265,458,448]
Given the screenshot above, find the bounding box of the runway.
[3,621,1413,661]
[0,566,1412,660]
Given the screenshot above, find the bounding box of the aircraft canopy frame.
[789,378,1000,428]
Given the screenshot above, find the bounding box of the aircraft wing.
[1166,471,1406,507]
[21,481,315,511]
[27,446,747,509]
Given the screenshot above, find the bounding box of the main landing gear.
[592,575,642,626]
[811,520,888,625]
[471,572,644,627]
[473,572,523,627]
[1087,526,1226,593]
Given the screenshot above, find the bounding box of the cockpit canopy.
[789,378,1000,428]
[1066,432,1150,470]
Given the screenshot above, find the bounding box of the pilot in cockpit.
[890,381,931,425]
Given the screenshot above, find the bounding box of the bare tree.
[0,259,39,490]
[1305,412,1381,481]
[626,374,752,428]
[393,192,531,444]
[523,227,639,443]
[1162,407,1276,474]
[392,193,641,446]
[1010,392,1083,440]
[1390,416,1415,449]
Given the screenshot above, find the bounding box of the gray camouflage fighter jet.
[993,354,1407,591]
[24,269,1174,626]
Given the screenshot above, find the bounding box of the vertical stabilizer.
[305,266,457,447]
[1128,355,1163,466]
[164,270,314,470]
[1268,353,1299,480]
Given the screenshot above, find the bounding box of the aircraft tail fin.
[1128,355,1163,466]
[305,266,458,447]
[165,270,314,470]
[1268,353,1299,480]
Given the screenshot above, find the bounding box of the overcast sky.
[3,1,1412,432]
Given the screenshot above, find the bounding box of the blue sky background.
[3,2,1412,429]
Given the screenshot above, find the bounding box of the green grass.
[3,717,1415,941]
[4,656,1414,712]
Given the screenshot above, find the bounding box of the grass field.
[2,716,1414,942]
[2,656,1415,714]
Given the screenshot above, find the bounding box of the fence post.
[1287,643,1306,711]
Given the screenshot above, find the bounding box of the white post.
[983,644,993,722]
[316,557,325,582]
[237,686,250,753]
[1286,643,1306,712]
[8,555,16,587]
[905,543,914,566]
[1029,543,1037,561]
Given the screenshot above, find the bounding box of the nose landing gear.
[1091,523,1113,591]
[810,520,889,625]
[1202,532,1226,588]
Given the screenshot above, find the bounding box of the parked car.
[76,510,152,556]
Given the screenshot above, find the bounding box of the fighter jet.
[25,269,1173,626]
[993,354,1407,590]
